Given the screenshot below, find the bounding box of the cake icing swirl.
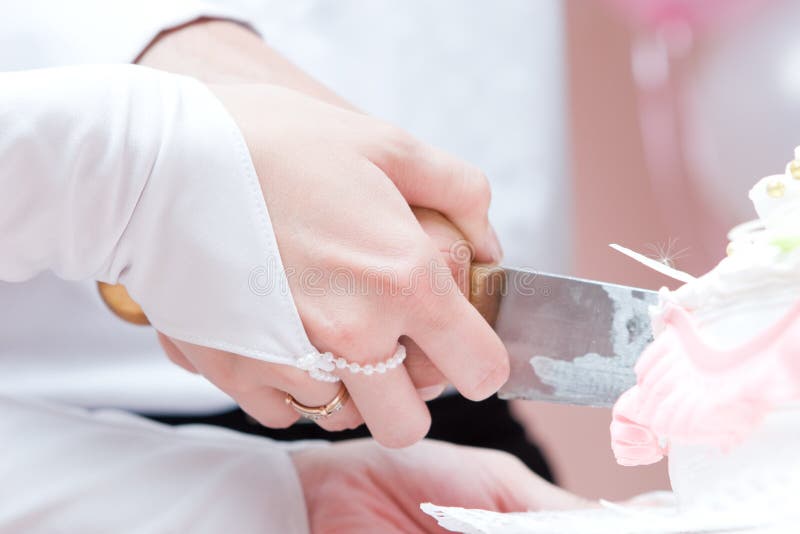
[610,147,800,467]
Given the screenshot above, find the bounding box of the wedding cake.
[610,147,800,524]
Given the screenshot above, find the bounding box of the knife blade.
[487,268,659,407]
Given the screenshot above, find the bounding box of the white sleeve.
[0,394,314,533]
[0,0,252,69]
[0,65,319,368]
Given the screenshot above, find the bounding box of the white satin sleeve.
[0,394,314,533]
[0,0,252,69]
[0,65,317,366]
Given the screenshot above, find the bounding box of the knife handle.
[97,211,506,327]
[469,263,505,327]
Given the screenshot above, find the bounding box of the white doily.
[421,494,790,534]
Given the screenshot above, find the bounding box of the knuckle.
[371,120,422,169]
[419,304,452,331]
[317,318,361,353]
[461,169,492,213]
[383,122,418,156]
[391,252,428,296]
[358,243,430,304]
[364,262,407,298]
[207,360,246,394]
[279,367,312,392]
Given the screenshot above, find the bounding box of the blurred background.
[518,0,800,499]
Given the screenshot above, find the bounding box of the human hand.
[157,83,507,447]
[137,20,507,446]
[292,439,586,534]
[157,208,469,432]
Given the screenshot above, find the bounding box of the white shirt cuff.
[0,64,315,367]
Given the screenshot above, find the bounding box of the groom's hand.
[139,20,507,448]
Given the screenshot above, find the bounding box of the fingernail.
[417,384,447,401]
[486,226,503,263]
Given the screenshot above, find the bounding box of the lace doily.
[421,494,781,534]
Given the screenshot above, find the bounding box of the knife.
[96,210,658,408]
[98,266,657,408]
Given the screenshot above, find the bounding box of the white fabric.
[0,0,248,69]
[0,62,313,532]
[0,394,311,533]
[421,498,783,534]
[0,64,313,365]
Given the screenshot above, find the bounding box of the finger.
[170,339,360,430]
[237,386,301,428]
[314,396,364,432]
[275,366,365,432]
[407,270,509,401]
[405,209,468,399]
[170,340,301,428]
[403,337,447,391]
[375,136,501,263]
[170,339,263,396]
[342,344,431,448]
[158,334,198,374]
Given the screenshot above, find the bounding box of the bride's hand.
[160,84,508,447]
[292,439,586,533]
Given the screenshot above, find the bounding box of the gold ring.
[285,384,350,421]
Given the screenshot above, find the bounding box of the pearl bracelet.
[296,344,407,382]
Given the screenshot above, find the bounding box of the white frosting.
[669,405,800,520]
[651,157,800,348]
[660,245,800,348]
[663,151,800,515]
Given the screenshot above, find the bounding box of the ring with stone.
[284,383,350,421]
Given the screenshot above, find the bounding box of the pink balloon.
[601,0,770,33]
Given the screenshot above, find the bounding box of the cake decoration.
[610,146,800,467]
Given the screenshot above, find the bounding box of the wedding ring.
[285,384,350,421]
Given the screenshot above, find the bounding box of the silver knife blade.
[495,268,659,407]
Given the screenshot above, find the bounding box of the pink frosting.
[611,300,800,466]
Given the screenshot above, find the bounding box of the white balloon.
[681,0,800,227]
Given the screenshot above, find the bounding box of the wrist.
[136,18,265,82]
[137,18,355,109]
